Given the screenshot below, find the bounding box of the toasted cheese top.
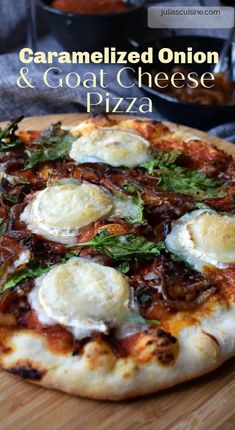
[21,183,113,240]
[189,212,235,264]
[20,181,143,243]
[165,209,235,271]
[38,258,130,338]
[69,127,151,168]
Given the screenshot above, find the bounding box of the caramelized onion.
[163,287,217,310]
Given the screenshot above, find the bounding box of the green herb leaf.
[123,181,138,194]
[112,192,145,224]
[116,262,130,274]
[141,151,226,199]
[64,251,77,260]
[158,167,225,199]
[145,319,160,326]
[0,218,7,236]
[132,193,145,224]
[72,230,165,261]
[0,118,23,151]
[1,191,19,204]
[0,252,76,293]
[194,202,235,217]
[23,122,76,170]
[124,312,160,326]
[1,263,50,293]
[141,150,180,175]
[194,202,211,210]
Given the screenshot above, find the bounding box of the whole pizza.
[0,114,235,400]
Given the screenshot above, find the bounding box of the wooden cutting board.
[0,113,235,430]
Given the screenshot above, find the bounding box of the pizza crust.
[1,304,234,400]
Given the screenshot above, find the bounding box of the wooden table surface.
[0,114,235,430]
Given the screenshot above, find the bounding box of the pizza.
[0,113,235,401]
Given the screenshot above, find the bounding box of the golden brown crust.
[1,303,234,400]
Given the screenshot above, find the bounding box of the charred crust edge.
[8,364,46,380]
[157,328,177,344]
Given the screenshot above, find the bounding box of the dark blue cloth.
[209,122,235,143]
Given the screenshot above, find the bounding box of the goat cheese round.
[20,183,113,243]
[20,182,141,243]
[69,127,151,168]
[165,209,235,271]
[33,258,130,339]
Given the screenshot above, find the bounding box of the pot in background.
[129,36,235,131]
[37,0,146,51]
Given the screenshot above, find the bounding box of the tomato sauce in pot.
[50,0,131,15]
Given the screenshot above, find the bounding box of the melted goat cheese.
[29,258,131,339]
[165,209,235,271]
[20,182,141,243]
[69,127,151,168]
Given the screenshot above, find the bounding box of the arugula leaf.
[1,263,50,293]
[123,181,138,194]
[116,261,130,274]
[0,118,23,151]
[72,230,165,261]
[124,312,160,326]
[195,202,235,217]
[141,151,226,199]
[141,150,180,174]
[145,319,161,326]
[122,182,146,226]
[132,193,145,224]
[64,251,77,260]
[0,218,7,236]
[0,252,76,293]
[158,167,225,199]
[124,193,144,224]
[23,122,76,170]
[194,202,211,210]
[0,192,19,204]
[112,192,145,224]
[24,140,72,170]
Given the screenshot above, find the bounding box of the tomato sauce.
[50,0,131,15]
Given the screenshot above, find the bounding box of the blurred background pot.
[37,0,146,51]
[129,36,235,131]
